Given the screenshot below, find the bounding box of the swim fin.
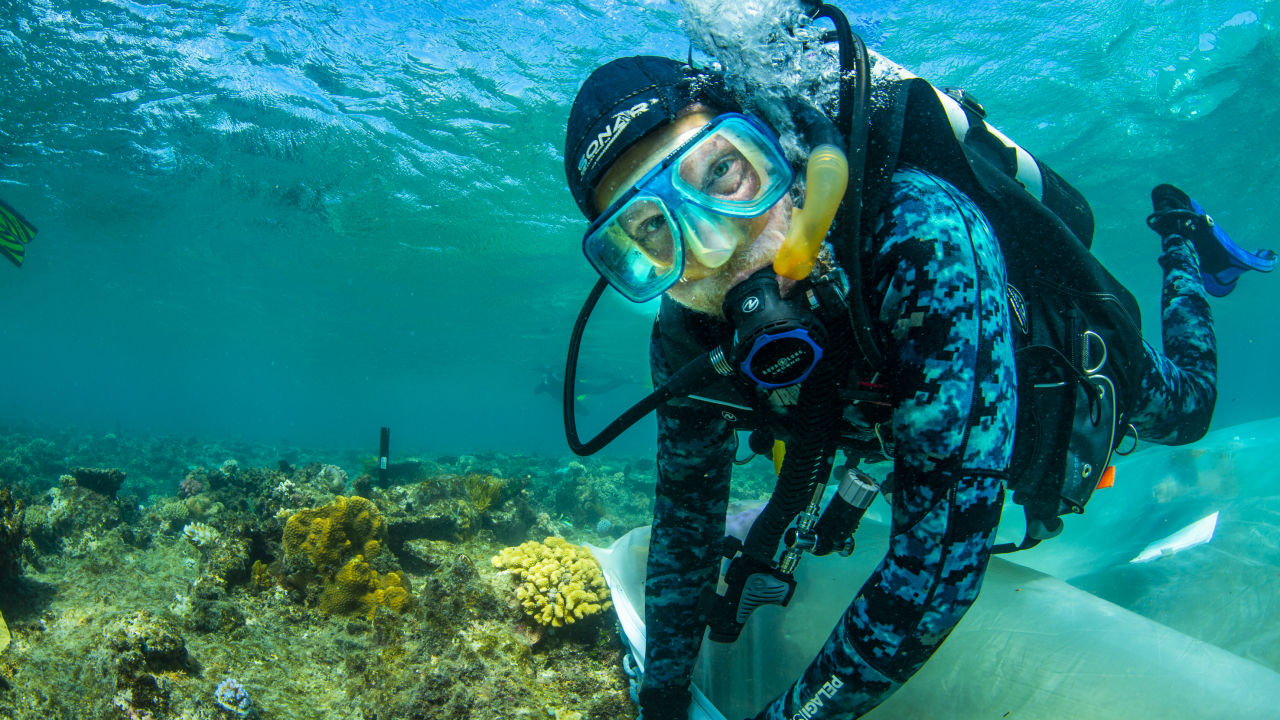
[0,198,36,268]
[1148,184,1277,297]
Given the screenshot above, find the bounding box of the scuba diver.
[558,6,1274,720]
[534,365,644,402]
[535,365,648,417]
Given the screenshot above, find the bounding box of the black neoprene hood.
[563,55,736,220]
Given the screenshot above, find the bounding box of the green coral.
[281,496,413,618]
[491,537,611,628]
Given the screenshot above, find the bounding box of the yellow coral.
[281,496,413,617]
[283,495,386,572]
[320,555,415,618]
[492,537,611,627]
[249,560,274,589]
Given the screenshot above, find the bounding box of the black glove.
[638,684,692,720]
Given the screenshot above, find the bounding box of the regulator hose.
[808,2,883,370]
[563,279,723,456]
[739,286,851,563]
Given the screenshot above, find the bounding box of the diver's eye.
[638,214,666,236]
[702,152,746,196]
[619,202,675,264]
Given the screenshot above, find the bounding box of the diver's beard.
[665,200,792,318]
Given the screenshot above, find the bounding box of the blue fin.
[1149,184,1277,297]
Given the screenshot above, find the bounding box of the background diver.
[556,6,1275,720]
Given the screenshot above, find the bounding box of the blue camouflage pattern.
[1127,233,1217,444]
[638,167,1217,720]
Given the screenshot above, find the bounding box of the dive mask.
[582,113,794,302]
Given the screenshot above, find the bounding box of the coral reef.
[182,521,221,549]
[22,474,126,558]
[0,488,23,579]
[380,472,536,547]
[283,495,386,574]
[492,537,612,628]
[280,495,414,618]
[320,556,413,617]
[0,428,646,720]
[214,677,255,717]
[107,610,193,719]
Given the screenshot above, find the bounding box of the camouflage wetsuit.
[640,167,1216,719]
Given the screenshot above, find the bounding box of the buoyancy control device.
[853,73,1147,552]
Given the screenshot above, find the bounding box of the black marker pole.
[378,427,390,485]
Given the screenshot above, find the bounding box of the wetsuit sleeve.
[639,305,735,710]
[756,167,1017,719]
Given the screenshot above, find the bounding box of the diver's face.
[593,110,793,318]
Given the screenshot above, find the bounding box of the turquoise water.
[3,3,1280,718]
[1,0,1278,457]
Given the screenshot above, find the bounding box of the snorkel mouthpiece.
[774,143,849,280]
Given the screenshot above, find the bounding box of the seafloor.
[0,427,775,720]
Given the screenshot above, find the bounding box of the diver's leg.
[1127,231,1218,445]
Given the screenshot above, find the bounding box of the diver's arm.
[639,312,736,717]
[754,168,1016,719]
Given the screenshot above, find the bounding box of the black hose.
[812,3,883,372]
[741,298,850,563]
[563,279,721,456]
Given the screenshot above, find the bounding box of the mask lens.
[673,117,790,216]
[615,196,676,266]
[584,195,682,302]
[677,133,763,203]
[582,114,793,302]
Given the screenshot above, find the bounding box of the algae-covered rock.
[106,611,191,677]
[492,537,611,628]
[69,466,126,498]
[383,473,536,548]
[23,479,124,558]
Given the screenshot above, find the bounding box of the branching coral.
[492,537,611,627]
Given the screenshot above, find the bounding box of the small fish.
[0,199,36,268]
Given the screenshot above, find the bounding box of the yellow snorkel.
[773,103,850,281]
